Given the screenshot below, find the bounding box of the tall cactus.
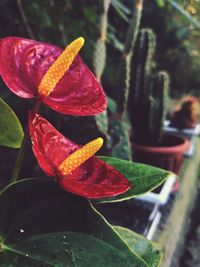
[116,0,143,115]
[128,28,156,145]
[90,0,111,153]
[148,71,169,144]
[109,0,143,160]
[128,28,169,146]
[92,0,111,82]
[129,28,156,108]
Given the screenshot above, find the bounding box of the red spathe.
[0,37,107,115]
[29,113,131,199]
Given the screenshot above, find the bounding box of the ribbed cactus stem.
[91,0,111,146]
[128,28,156,144]
[148,71,169,144]
[129,28,156,105]
[101,0,111,41]
[117,0,143,115]
[92,0,111,82]
[123,0,143,56]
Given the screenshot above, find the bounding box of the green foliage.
[109,118,132,161]
[94,156,171,203]
[0,179,162,266]
[111,0,130,22]
[141,1,200,95]
[167,0,200,29]
[95,111,108,134]
[0,98,24,148]
[2,232,137,266]
[114,226,162,266]
[155,0,165,8]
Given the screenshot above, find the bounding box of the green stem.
[10,100,41,184]
[10,133,27,183]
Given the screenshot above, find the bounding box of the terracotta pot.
[132,134,190,174]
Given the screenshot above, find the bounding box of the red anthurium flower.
[0,37,107,115]
[29,113,131,199]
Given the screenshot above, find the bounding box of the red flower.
[29,113,131,199]
[0,37,107,115]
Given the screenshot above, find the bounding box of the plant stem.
[10,133,26,183]
[10,100,41,183]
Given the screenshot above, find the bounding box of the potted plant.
[164,96,200,156]
[170,96,199,128]
[128,28,189,174]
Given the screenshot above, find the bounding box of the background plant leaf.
[93,156,172,203]
[155,0,165,8]
[0,97,24,148]
[0,178,160,267]
[111,0,130,22]
[167,0,200,29]
[115,226,162,266]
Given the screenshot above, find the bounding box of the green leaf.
[115,226,162,267]
[93,156,172,203]
[0,98,24,148]
[111,0,130,22]
[0,178,157,267]
[107,31,124,51]
[1,232,135,267]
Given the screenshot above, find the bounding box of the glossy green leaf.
[0,178,159,267]
[93,156,172,203]
[115,226,162,267]
[0,98,24,148]
[1,232,135,267]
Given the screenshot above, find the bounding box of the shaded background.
[0,0,200,181]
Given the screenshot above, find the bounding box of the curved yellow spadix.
[58,137,103,176]
[38,37,85,97]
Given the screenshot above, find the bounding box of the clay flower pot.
[132,134,190,174]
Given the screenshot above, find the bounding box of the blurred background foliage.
[0,0,200,179]
[1,0,200,98]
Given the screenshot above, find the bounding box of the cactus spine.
[117,0,143,115]
[128,28,169,146]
